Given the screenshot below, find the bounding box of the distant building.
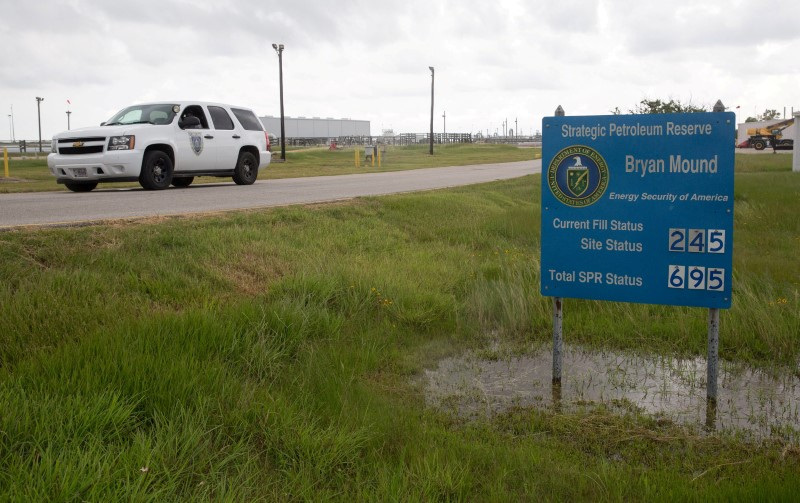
[259,116,370,138]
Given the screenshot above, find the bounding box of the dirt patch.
[211,250,291,296]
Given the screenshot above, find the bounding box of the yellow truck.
[746,118,795,150]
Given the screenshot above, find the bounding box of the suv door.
[174,104,217,172]
[208,105,240,170]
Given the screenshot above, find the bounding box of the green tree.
[745,116,758,123]
[758,109,781,121]
[630,98,708,114]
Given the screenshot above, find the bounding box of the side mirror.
[179,116,201,129]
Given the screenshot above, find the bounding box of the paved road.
[1,160,540,229]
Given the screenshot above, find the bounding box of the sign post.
[552,106,565,387]
[541,104,735,407]
[552,297,563,384]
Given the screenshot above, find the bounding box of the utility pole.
[442,110,446,140]
[9,105,15,141]
[793,111,800,173]
[429,66,434,155]
[272,43,286,161]
[515,117,518,138]
[36,97,44,153]
[66,110,72,130]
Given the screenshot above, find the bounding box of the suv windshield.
[105,104,178,126]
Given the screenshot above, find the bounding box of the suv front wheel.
[233,151,258,185]
[140,150,174,190]
[171,176,194,188]
[64,181,98,192]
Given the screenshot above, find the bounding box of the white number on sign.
[688,229,705,253]
[688,266,706,290]
[707,229,726,254]
[668,265,686,289]
[668,228,686,252]
[707,268,725,291]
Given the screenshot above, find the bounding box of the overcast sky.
[2,0,799,140]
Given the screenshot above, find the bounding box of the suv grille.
[57,137,106,155]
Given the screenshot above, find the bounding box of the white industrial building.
[259,116,370,138]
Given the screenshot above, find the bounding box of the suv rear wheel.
[233,151,258,185]
[140,150,173,190]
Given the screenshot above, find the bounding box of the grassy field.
[0,143,536,193]
[0,156,798,499]
[732,151,794,173]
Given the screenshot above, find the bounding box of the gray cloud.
[605,0,800,54]
[0,0,798,140]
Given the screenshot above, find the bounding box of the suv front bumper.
[48,150,144,182]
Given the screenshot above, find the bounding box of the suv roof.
[137,101,257,110]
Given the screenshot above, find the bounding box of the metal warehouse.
[259,116,371,138]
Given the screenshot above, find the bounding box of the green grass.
[734,151,793,173]
[0,143,537,193]
[0,158,798,499]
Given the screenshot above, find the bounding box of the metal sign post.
[551,105,566,391]
[552,296,563,384]
[707,308,720,400]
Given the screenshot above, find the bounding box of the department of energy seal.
[547,145,609,207]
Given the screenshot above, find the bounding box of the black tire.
[752,140,766,151]
[171,176,194,188]
[232,151,258,185]
[64,181,98,192]
[139,150,173,190]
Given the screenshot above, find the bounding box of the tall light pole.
[36,97,44,153]
[7,114,11,141]
[272,43,286,161]
[429,66,434,155]
[66,110,72,130]
[9,105,14,142]
[442,110,446,140]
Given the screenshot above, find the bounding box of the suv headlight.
[51,138,57,152]
[108,135,135,150]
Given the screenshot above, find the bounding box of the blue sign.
[541,112,735,308]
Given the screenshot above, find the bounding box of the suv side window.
[209,106,235,130]
[231,108,264,131]
[179,105,209,129]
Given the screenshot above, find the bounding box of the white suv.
[48,102,271,192]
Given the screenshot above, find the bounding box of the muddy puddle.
[423,345,800,440]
